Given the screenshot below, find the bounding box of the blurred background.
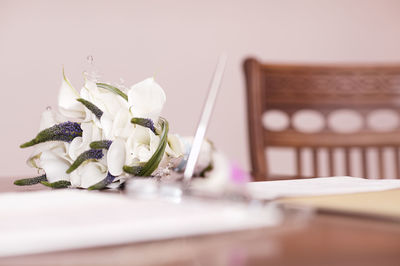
[2,0,400,178]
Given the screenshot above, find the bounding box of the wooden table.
[1,177,400,266]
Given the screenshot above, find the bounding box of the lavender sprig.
[40,180,71,188]
[90,140,112,150]
[77,98,103,119]
[20,122,82,148]
[66,149,104,173]
[131,117,156,133]
[88,172,116,190]
[14,174,47,186]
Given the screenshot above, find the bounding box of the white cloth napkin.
[246,176,400,200]
[0,190,280,257]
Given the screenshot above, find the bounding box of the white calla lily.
[82,79,128,117]
[39,109,57,130]
[58,71,85,119]
[165,134,184,158]
[38,148,71,182]
[128,77,166,122]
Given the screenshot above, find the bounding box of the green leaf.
[40,180,71,188]
[122,165,144,176]
[96,83,128,101]
[123,117,169,176]
[77,98,103,119]
[14,175,47,186]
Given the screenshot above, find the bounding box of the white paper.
[246,176,400,200]
[0,190,280,257]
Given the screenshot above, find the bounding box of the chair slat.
[361,148,368,178]
[345,148,351,176]
[296,148,302,178]
[395,147,400,179]
[312,148,318,177]
[378,148,385,179]
[328,148,334,176]
[244,58,400,180]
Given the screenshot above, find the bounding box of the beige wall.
[2,0,400,177]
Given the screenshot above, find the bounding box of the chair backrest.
[243,58,400,181]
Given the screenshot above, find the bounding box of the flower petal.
[70,162,107,188]
[128,77,166,122]
[112,108,135,139]
[107,138,126,176]
[39,150,70,182]
[165,134,184,158]
[100,113,113,139]
[39,109,57,131]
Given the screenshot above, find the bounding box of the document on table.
[246,176,400,200]
[246,176,400,221]
[0,190,281,257]
[280,189,400,221]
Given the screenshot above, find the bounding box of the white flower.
[180,137,213,175]
[58,70,85,119]
[190,151,231,192]
[22,70,224,190]
[125,126,160,165]
[100,106,135,141]
[128,77,166,122]
[39,108,57,130]
[165,134,184,157]
[70,161,108,188]
[37,145,72,183]
[27,109,69,169]
[81,79,128,119]
[68,122,102,160]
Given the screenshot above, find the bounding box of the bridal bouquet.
[15,70,231,190]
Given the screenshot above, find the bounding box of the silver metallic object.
[183,53,227,182]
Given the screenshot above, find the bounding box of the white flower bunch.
[16,71,213,189]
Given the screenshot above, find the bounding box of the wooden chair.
[243,58,400,181]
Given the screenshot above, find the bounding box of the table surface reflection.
[1,177,400,266]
